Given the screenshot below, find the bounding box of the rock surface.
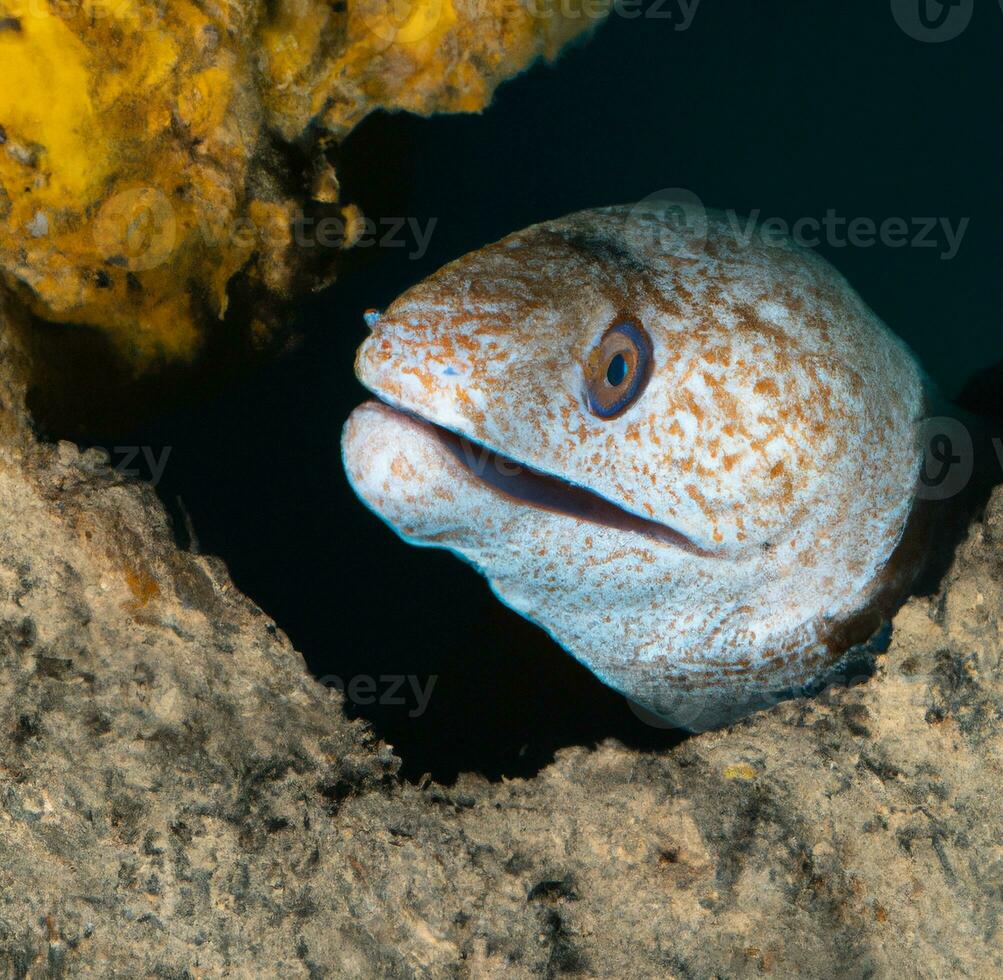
[0,299,1000,977]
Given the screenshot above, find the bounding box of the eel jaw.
[343,399,712,556]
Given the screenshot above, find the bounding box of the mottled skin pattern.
[342,205,926,729]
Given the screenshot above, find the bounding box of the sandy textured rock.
[0,299,1000,977]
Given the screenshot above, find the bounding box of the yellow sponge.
[0,0,608,366]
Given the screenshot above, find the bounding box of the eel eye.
[585,320,653,419]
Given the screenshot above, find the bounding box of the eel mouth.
[385,403,716,557]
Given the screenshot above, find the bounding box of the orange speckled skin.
[342,206,925,729]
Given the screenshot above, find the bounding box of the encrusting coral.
[0,0,607,366]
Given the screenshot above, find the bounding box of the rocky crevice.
[0,308,999,977]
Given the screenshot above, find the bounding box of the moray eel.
[341,204,927,730]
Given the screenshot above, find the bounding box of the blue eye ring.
[585,319,653,419]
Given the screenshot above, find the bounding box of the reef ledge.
[0,303,1000,977]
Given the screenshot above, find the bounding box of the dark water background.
[85,3,1001,781]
